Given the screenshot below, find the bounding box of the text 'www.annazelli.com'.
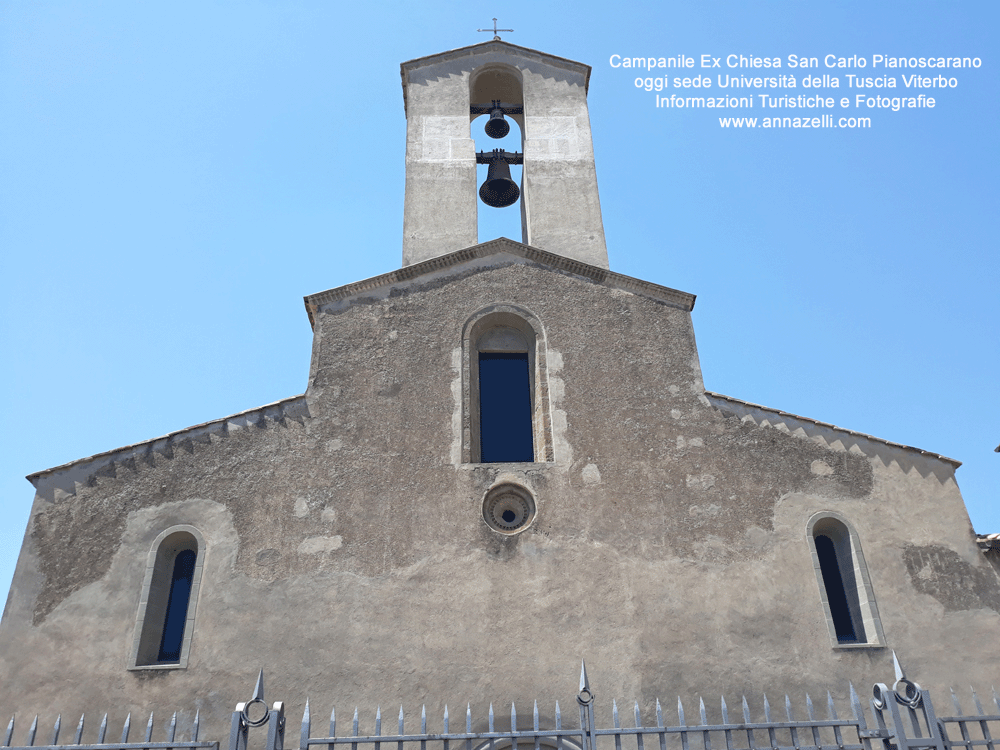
[718,115,871,128]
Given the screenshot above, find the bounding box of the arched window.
[129,526,205,669]
[807,512,885,648]
[461,305,553,464]
[478,327,533,462]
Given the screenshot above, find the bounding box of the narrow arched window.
[158,549,196,661]
[807,513,885,648]
[129,526,205,669]
[478,327,533,462]
[814,533,858,642]
[461,306,554,464]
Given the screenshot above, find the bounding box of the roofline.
[400,39,592,115]
[705,390,961,469]
[27,395,309,496]
[303,238,696,328]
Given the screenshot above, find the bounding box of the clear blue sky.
[1,1,997,604]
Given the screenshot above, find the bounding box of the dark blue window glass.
[815,534,856,642]
[158,549,196,662]
[479,352,533,462]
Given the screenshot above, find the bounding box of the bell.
[479,158,520,208]
[484,107,510,139]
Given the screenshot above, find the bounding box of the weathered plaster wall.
[1,258,996,741]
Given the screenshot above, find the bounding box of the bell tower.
[400,40,610,269]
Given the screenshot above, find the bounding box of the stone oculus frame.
[400,40,609,268]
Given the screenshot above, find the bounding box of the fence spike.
[98,714,108,744]
[420,706,425,735]
[657,699,664,729]
[762,695,771,723]
[145,712,154,743]
[51,714,61,745]
[971,687,985,716]
[301,699,311,750]
[677,698,685,727]
[74,713,85,745]
[555,702,562,731]
[635,701,642,728]
[993,687,1000,713]
[252,670,265,703]
[892,652,906,683]
[806,695,815,722]
[488,704,494,733]
[511,703,517,733]
[191,710,200,742]
[352,708,359,737]
[950,689,963,715]
[534,702,539,732]
[4,716,12,748]
[168,713,177,743]
[613,701,620,728]
[443,705,450,735]
[849,684,867,729]
[375,707,381,736]
[399,706,404,735]
[699,698,707,726]
[784,696,794,722]
[580,661,591,694]
[121,713,131,744]
[332,705,337,738]
[742,697,751,724]
[720,696,729,725]
[825,693,842,750]
[27,715,37,747]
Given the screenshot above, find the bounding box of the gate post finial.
[253,670,265,703]
[890,652,922,709]
[578,661,594,705]
[892,652,906,682]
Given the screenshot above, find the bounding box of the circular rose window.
[482,483,536,534]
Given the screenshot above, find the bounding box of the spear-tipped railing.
[4,656,998,750]
[2,708,213,750]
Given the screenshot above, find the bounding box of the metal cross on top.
[477,17,513,41]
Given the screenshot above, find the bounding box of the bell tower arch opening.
[470,65,525,245]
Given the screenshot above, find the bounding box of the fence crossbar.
[593,720,866,735]
[3,744,217,750]
[307,732,586,746]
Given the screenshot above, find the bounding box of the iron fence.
[4,655,997,750]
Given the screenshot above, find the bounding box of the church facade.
[1,40,997,738]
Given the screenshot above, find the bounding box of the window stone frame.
[806,511,886,649]
[128,524,206,670]
[461,304,553,464]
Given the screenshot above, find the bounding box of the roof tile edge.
[400,39,592,114]
[303,238,696,327]
[705,390,961,476]
[27,395,309,502]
